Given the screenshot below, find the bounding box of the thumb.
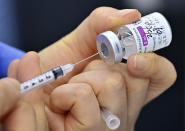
[0,78,20,120]
[127,53,177,103]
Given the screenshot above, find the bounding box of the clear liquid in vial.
[117,26,137,59]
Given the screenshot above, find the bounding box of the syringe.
[20,53,99,94]
[20,52,120,130]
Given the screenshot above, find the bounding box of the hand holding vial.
[5,7,176,131]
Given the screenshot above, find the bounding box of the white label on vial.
[126,12,172,53]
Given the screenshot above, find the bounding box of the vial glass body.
[97,12,172,65]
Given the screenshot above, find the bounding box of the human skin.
[5,7,176,131]
[0,78,39,130]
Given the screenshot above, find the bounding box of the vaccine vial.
[97,12,172,65]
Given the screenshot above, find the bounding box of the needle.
[74,52,99,66]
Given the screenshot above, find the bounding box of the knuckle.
[75,83,93,98]
[25,51,40,62]
[26,51,38,56]
[131,9,141,18]
[90,7,106,18]
[104,71,125,91]
[132,9,140,14]
[89,7,115,21]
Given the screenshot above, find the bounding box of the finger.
[3,101,37,131]
[127,53,177,103]
[8,59,20,79]
[82,60,149,127]
[17,51,48,130]
[50,83,103,129]
[68,70,127,129]
[17,51,41,82]
[0,78,20,120]
[39,8,141,85]
[17,52,42,99]
[44,106,65,131]
[69,70,126,114]
[16,51,42,100]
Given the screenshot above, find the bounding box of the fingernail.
[110,9,140,28]
[134,55,147,70]
[113,9,138,17]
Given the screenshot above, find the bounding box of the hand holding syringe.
[20,12,172,130]
[20,52,120,130]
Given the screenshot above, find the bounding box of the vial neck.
[117,28,137,59]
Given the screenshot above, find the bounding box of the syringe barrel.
[20,64,74,94]
[20,70,55,93]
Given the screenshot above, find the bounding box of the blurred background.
[0,0,184,130]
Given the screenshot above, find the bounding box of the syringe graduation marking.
[20,53,99,94]
[21,66,65,93]
[21,70,55,93]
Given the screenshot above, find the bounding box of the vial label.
[126,12,172,53]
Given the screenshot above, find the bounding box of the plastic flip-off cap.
[101,107,121,130]
[105,113,120,130]
[96,31,124,65]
